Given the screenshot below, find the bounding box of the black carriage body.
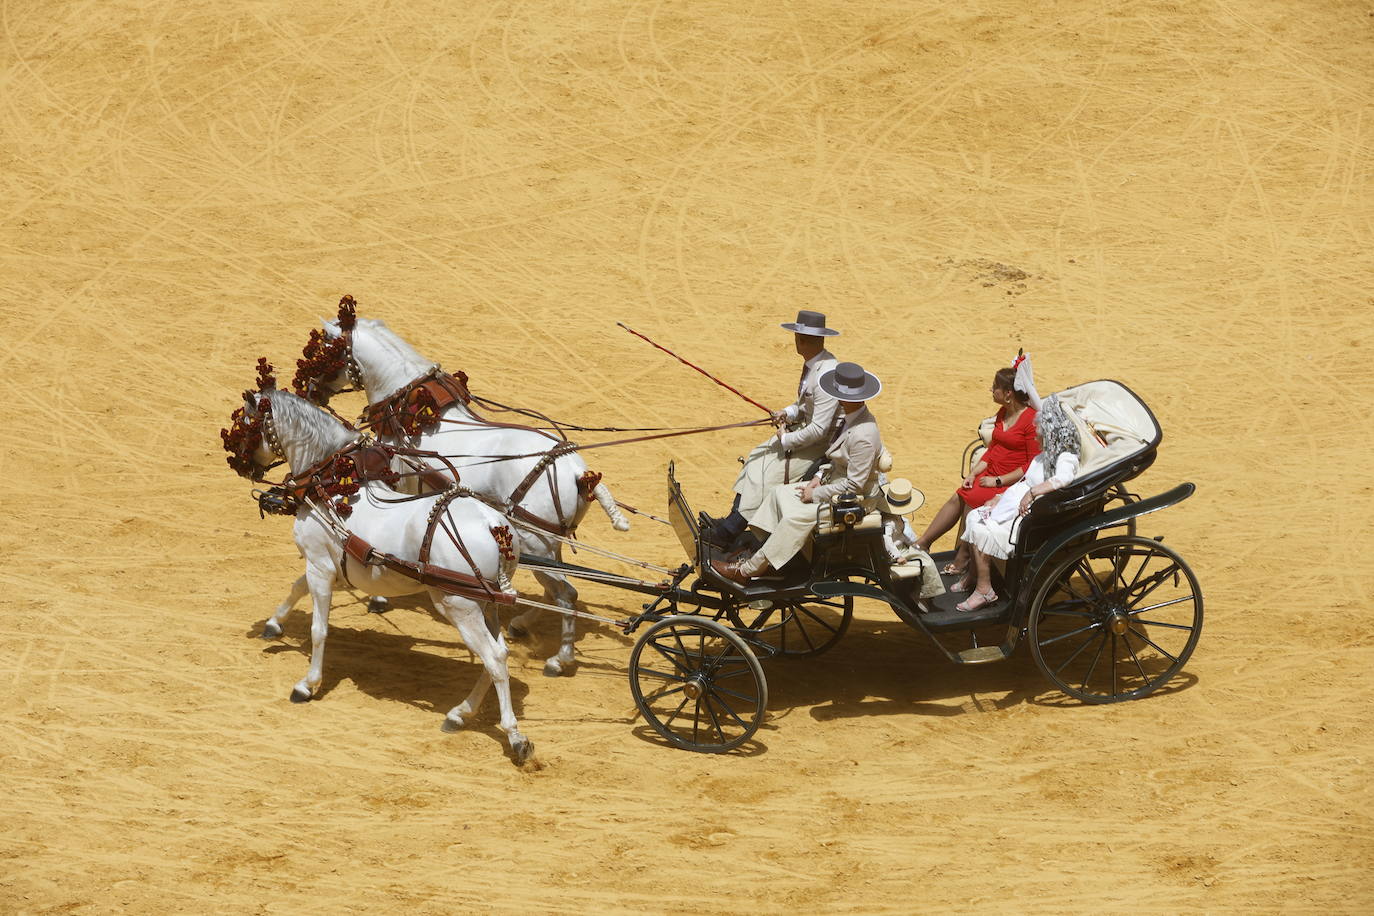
[669,378,1202,695]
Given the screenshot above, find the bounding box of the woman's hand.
[1019,492,1035,516]
[978,475,999,488]
[962,473,977,489]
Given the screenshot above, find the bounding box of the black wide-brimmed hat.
[818,361,882,401]
[780,309,840,337]
[813,362,879,401]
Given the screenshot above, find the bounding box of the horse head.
[292,294,359,404]
[221,358,283,480]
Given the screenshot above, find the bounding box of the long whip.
[617,322,773,416]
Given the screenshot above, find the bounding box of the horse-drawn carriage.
[527,378,1202,753]
[224,300,1201,761]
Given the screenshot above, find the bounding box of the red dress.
[958,406,1040,509]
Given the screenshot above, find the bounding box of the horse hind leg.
[262,575,308,639]
[435,594,533,765]
[442,605,500,731]
[531,568,578,678]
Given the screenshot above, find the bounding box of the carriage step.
[956,645,1011,664]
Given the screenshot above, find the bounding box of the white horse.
[222,370,534,764]
[292,299,629,677]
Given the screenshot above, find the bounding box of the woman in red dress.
[914,366,1039,573]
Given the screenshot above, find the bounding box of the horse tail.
[593,482,630,531]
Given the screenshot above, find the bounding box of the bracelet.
[995,476,1002,486]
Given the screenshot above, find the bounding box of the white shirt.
[983,451,1080,526]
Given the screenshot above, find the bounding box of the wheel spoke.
[701,695,727,744]
[1123,564,1181,607]
[1074,558,1107,599]
[1039,619,1101,647]
[661,694,692,728]
[1130,594,1196,616]
[791,603,840,635]
[706,691,749,731]
[643,683,687,704]
[1081,629,1108,693]
[1110,634,1119,695]
[1053,628,1104,677]
[708,683,759,705]
[1130,615,1194,632]
[637,667,688,683]
[1126,625,1181,665]
[647,642,695,674]
[1125,634,1151,684]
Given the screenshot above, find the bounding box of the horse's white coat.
[250,389,532,763]
[317,317,629,676]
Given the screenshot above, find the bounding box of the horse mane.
[265,388,357,467]
[356,317,436,371]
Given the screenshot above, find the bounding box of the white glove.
[782,403,800,424]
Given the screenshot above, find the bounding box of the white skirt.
[961,507,1016,561]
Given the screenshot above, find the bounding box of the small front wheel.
[629,616,767,753]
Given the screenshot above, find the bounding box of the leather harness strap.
[342,532,514,605]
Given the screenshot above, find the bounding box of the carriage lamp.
[832,493,865,528]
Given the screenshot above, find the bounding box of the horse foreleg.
[437,595,532,764]
[531,569,578,678]
[291,565,334,703]
[262,575,308,639]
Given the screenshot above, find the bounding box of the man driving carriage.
[711,361,884,583]
[701,309,842,548]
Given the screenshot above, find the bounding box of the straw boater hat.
[780,309,840,337]
[878,478,925,515]
[818,361,881,401]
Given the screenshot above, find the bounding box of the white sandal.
[956,589,998,612]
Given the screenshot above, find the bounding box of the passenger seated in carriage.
[913,356,1042,573]
[712,362,884,583]
[952,394,1082,612]
[877,478,947,599]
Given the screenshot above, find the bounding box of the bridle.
[292,294,364,403]
[220,358,287,480]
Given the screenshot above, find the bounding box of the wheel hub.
[1108,612,1130,636]
[683,676,706,700]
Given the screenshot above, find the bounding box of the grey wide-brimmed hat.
[818,361,882,401]
[780,309,840,337]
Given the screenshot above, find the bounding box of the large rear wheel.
[1029,535,1202,703]
[629,616,766,753]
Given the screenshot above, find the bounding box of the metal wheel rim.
[629,616,767,753]
[726,594,853,658]
[1029,535,1203,704]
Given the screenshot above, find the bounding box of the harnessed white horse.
[293,299,629,677]
[222,367,534,764]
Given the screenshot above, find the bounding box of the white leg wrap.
[593,483,630,531]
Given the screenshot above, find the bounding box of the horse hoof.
[513,738,534,766]
[290,686,313,703]
[261,621,282,639]
[507,622,528,640]
[543,659,568,678]
[613,519,631,532]
[440,716,464,733]
[367,597,390,614]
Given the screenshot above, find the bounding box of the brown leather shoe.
[709,557,751,584]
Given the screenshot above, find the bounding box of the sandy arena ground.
[2,0,1371,911]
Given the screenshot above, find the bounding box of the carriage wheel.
[1029,535,1202,704]
[629,616,767,753]
[725,595,853,658]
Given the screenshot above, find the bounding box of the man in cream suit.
[702,310,841,548]
[712,361,885,582]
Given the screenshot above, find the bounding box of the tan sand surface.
[2,0,1371,911]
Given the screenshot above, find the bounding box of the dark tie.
[798,364,809,398]
[829,414,847,444]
